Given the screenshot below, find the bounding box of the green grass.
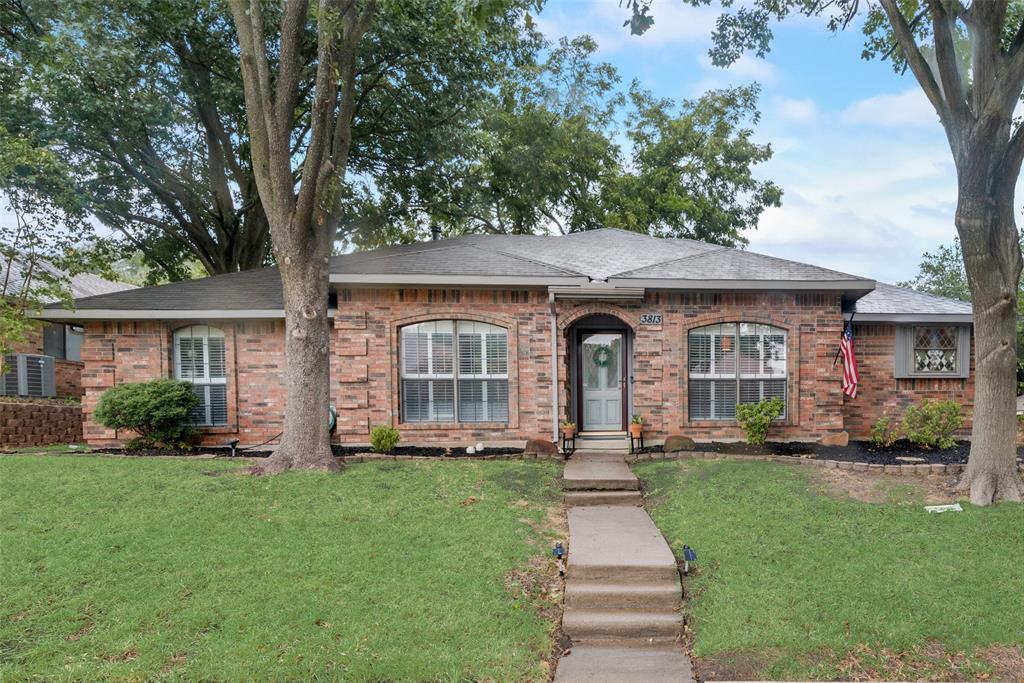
[0,456,564,682]
[635,460,1024,681]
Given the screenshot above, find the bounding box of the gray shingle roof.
[59,267,284,311]
[852,282,972,318]
[3,258,135,301]
[45,228,897,317]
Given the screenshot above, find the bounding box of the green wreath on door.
[591,344,614,368]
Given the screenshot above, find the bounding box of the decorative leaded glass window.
[688,323,787,421]
[913,326,958,373]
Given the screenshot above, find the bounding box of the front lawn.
[0,456,564,682]
[635,459,1024,681]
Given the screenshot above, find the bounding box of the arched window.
[173,325,228,426]
[688,323,787,421]
[400,320,508,423]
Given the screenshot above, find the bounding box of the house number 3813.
[640,313,663,326]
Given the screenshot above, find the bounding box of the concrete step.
[564,490,643,506]
[567,506,680,583]
[553,645,694,683]
[562,608,683,641]
[566,580,682,610]
[563,476,639,491]
[563,454,639,491]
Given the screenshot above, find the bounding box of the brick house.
[39,229,974,448]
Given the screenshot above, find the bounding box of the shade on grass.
[0,456,563,682]
[634,460,1024,680]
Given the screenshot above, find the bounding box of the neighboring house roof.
[3,257,135,302]
[38,228,978,322]
[850,282,973,322]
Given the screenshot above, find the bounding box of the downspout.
[549,291,559,444]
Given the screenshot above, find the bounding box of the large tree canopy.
[0,0,538,281]
[3,2,783,273]
[627,0,1024,504]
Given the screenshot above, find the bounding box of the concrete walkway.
[555,451,694,683]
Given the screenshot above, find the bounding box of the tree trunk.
[955,177,1023,505]
[258,223,338,474]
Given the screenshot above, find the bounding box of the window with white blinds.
[688,323,787,421]
[400,320,509,423]
[173,325,228,426]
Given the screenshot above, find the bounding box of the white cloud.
[774,97,819,125]
[697,53,778,84]
[535,0,718,53]
[840,88,940,128]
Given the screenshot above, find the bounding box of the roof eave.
[32,308,313,321]
[848,312,973,323]
[608,277,877,292]
[330,274,590,286]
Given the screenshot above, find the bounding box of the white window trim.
[400,320,509,424]
[173,326,228,427]
[688,323,788,422]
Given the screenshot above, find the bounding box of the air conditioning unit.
[0,354,56,398]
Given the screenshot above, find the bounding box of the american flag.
[840,322,859,398]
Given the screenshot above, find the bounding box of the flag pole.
[833,311,856,368]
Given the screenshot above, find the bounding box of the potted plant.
[561,421,576,439]
[629,414,645,438]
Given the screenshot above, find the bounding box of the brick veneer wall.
[55,359,84,398]
[842,322,975,439]
[0,401,83,447]
[77,288,850,446]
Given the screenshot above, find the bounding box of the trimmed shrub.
[736,397,785,446]
[903,398,963,449]
[869,416,901,448]
[369,424,401,453]
[94,379,199,449]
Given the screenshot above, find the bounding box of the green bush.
[93,379,199,449]
[869,416,901,448]
[735,397,785,446]
[369,424,401,453]
[902,398,963,449]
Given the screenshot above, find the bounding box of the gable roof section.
[850,282,973,322]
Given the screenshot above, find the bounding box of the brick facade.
[75,287,975,447]
[841,322,974,439]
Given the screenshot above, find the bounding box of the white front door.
[581,332,624,431]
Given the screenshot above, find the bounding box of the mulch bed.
[640,440,1024,466]
[90,445,525,459]
[330,445,524,458]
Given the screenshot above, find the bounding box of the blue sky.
[536,0,1022,284]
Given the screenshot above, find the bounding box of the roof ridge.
[608,244,733,277]
[481,243,584,277]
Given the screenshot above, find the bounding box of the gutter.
[33,309,338,321]
[844,312,973,323]
[549,291,559,445]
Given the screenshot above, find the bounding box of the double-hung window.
[688,323,787,421]
[400,321,508,423]
[173,325,228,426]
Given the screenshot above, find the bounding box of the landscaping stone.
[524,438,558,456]
[662,435,696,452]
[817,431,850,447]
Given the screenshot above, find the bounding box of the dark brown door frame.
[575,329,628,431]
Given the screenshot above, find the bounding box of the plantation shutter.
[689,323,787,421]
[173,326,228,426]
